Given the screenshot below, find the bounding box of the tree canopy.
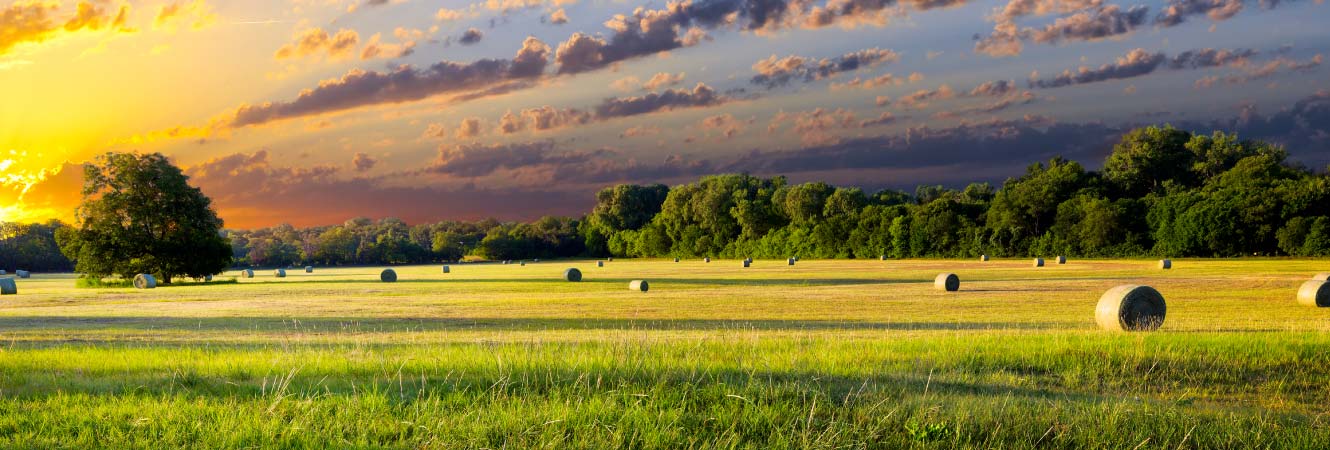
[55,153,232,283]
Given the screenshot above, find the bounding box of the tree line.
[3,125,1328,274]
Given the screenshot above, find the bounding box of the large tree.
[57,152,231,283]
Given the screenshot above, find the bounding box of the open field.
[2,259,1329,448]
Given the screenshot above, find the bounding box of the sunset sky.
[2,0,1327,228]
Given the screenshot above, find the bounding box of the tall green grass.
[3,259,1329,448]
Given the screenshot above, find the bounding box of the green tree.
[56,152,231,283]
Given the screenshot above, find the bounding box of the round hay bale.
[204,275,213,282]
[380,269,397,282]
[1296,280,1329,307]
[742,260,751,268]
[880,255,887,261]
[1311,272,1329,282]
[980,254,989,262]
[16,270,30,279]
[1095,285,1166,331]
[563,268,582,282]
[628,280,649,292]
[704,257,710,263]
[1159,259,1172,270]
[787,258,795,266]
[503,260,510,265]
[608,257,614,262]
[442,265,450,273]
[133,274,157,289]
[934,273,959,292]
[0,278,16,295]
[274,268,286,278]
[0,269,6,275]
[597,261,605,267]
[1056,256,1067,264]
[242,269,254,278]
[673,257,680,263]
[305,266,314,273]
[1033,258,1044,267]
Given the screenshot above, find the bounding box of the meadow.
[1,259,1328,449]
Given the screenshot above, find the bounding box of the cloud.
[829,73,902,90]
[1196,54,1323,87]
[968,79,1018,97]
[360,32,417,60]
[858,111,898,127]
[619,125,661,138]
[459,28,484,45]
[549,8,569,24]
[0,1,134,56]
[699,114,748,139]
[497,106,593,133]
[611,72,686,91]
[182,150,593,228]
[975,4,1147,57]
[1029,47,1272,88]
[352,153,377,172]
[768,108,861,146]
[751,48,900,88]
[1029,48,1164,88]
[1029,5,1149,45]
[1155,0,1244,26]
[274,28,360,60]
[428,141,610,177]
[230,37,550,127]
[154,1,216,31]
[896,84,956,109]
[594,83,725,118]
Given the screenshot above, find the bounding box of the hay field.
[1,259,1329,448]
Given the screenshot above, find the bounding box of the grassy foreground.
[1,259,1328,448]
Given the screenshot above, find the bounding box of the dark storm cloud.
[228,37,550,127]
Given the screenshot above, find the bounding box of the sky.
[1,0,1327,228]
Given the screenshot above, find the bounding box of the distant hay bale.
[242,269,254,278]
[608,257,614,262]
[133,274,157,289]
[16,270,30,278]
[0,269,6,275]
[1159,259,1172,270]
[520,261,526,266]
[503,260,510,265]
[1033,258,1044,267]
[743,260,750,268]
[1096,285,1167,331]
[563,268,582,282]
[934,273,960,292]
[204,275,212,282]
[745,257,752,264]
[274,268,286,278]
[380,269,397,282]
[628,280,649,292]
[597,261,605,267]
[0,278,16,295]
[673,257,680,263]
[1297,280,1329,307]
[442,265,450,273]
[305,266,313,273]
[980,255,989,262]
[787,258,795,266]
[704,257,710,263]
[533,258,540,262]
[1311,272,1329,281]
[1056,256,1067,264]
